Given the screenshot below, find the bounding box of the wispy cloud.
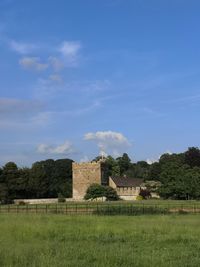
[0,97,43,114]
[48,74,63,83]
[32,78,111,100]
[37,141,74,155]
[59,41,82,66]
[19,57,49,71]
[168,93,200,104]
[48,56,64,71]
[9,40,38,54]
[0,97,49,130]
[14,40,82,74]
[84,131,131,157]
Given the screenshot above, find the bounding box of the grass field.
[0,214,200,266]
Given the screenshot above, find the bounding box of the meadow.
[0,214,200,266]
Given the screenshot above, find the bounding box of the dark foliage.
[139,189,151,199]
[0,159,73,203]
[84,184,119,201]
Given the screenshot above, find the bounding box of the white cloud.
[59,41,81,57]
[9,40,37,54]
[84,131,131,157]
[146,158,158,165]
[19,57,48,71]
[37,141,74,155]
[147,150,173,165]
[59,41,81,66]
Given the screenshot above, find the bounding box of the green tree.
[0,166,8,203]
[116,153,131,175]
[29,158,73,198]
[29,161,49,198]
[185,147,200,168]
[2,162,19,202]
[105,156,120,177]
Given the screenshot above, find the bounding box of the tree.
[148,162,161,180]
[53,159,73,197]
[29,158,73,198]
[0,167,8,203]
[116,153,131,175]
[29,161,49,198]
[4,162,19,200]
[185,147,200,168]
[125,162,149,179]
[158,164,200,200]
[105,156,120,177]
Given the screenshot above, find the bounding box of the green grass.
[0,214,200,266]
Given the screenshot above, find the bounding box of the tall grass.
[0,214,200,266]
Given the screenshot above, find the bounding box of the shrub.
[84,184,119,201]
[18,201,26,205]
[104,186,119,201]
[136,195,143,201]
[84,184,106,200]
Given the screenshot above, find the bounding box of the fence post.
[97,203,99,215]
[193,204,196,214]
[36,204,37,214]
[26,204,28,213]
[46,204,48,214]
[65,204,67,214]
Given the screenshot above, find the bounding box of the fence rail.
[1,203,200,215]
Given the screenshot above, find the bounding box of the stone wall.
[72,162,106,200]
[14,198,74,204]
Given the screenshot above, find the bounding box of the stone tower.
[72,161,108,200]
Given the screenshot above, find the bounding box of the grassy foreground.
[0,214,200,267]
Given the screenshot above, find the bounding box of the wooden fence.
[1,203,200,215]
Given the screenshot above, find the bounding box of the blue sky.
[1,0,200,166]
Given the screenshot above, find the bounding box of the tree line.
[0,159,73,203]
[1,147,200,203]
[94,147,200,200]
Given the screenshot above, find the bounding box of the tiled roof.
[110,176,144,187]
